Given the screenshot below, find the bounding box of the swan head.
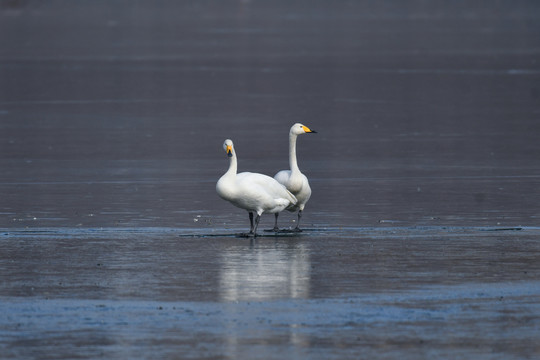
[223,139,233,157]
[290,123,317,135]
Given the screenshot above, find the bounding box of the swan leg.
[272,213,280,232]
[252,214,261,237]
[239,212,257,237]
[293,210,303,232]
[248,212,254,233]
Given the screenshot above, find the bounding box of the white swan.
[273,123,317,232]
[216,139,297,237]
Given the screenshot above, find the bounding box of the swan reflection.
[219,241,311,301]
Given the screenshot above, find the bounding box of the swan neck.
[289,132,300,173]
[226,150,238,176]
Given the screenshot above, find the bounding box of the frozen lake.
[1,1,540,359]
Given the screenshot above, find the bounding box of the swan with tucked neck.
[216,139,297,237]
[273,123,317,232]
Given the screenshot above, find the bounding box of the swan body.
[273,123,317,231]
[216,139,297,236]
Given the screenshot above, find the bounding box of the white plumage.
[216,139,297,236]
[273,123,317,232]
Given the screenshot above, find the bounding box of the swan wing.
[236,172,297,210]
[297,173,312,205]
[238,172,295,200]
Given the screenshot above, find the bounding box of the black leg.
[252,214,261,236]
[249,212,254,233]
[293,210,303,232]
[272,213,280,232]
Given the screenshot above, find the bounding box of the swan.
[273,123,317,232]
[216,139,297,237]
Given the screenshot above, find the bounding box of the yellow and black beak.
[226,145,233,157]
[302,125,317,134]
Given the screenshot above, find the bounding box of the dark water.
[1,1,540,359]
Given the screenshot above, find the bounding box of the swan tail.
[285,189,298,206]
